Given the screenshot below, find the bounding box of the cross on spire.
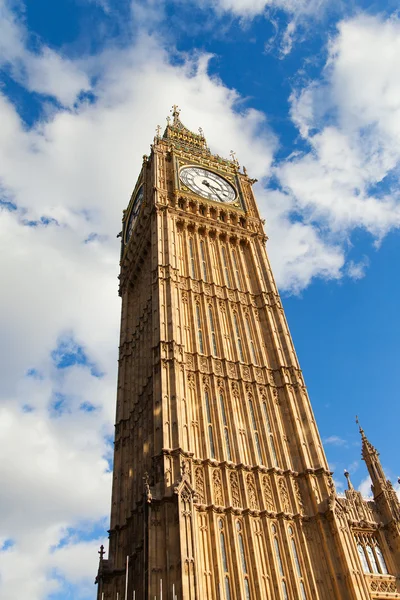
[171,104,181,124]
[98,544,105,561]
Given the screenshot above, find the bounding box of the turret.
[357,417,400,523]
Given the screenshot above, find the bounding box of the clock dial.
[125,186,144,243]
[180,166,236,203]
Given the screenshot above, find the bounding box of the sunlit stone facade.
[96,108,400,599]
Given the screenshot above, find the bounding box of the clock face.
[125,186,144,243]
[180,166,236,203]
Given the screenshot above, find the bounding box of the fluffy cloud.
[0,0,90,105]
[199,0,327,18]
[277,14,400,245]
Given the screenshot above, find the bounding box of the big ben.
[96,107,400,599]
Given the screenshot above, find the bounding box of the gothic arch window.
[236,521,251,600]
[249,398,263,464]
[204,390,216,459]
[231,247,242,290]
[288,526,307,600]
[220,393,232,461]
[188,237,196,279]
[271,523,288,600]
[233,312,245,362]
[245,316,258,365]
[210,240,222,286]
[221,245,232,288]
[262,402,278,467]
[200,240,208,282]
[219,519,232,600]
[195,303,204,353]
[208,305,218,356]
[355,533,389,575]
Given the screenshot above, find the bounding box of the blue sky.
[1,0,400,598]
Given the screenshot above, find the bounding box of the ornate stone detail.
[255,369,264,383]
[214,360,222,375]
[194,467,205,504]
[370,579,397,593]
[278,477,291,513]
[262,475,275,512]
[230,471,241,508]
[213,469,224,506]
[246,474,259,510]
[294,479,304,515]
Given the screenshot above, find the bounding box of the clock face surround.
[125,185,144,243]
[180,166,237,203]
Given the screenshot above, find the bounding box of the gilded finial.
[243,165,248,176]
[156,124,161,138]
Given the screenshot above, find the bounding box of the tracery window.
[355,533,389,575]
[249,398,263,464]
[288,526,307,600]
[221,246,232,288]
[271,524,288,600]
[208,306,218,355]
[245,317,258,364]
[189,238,196,279]
[200,240,208,281]
[220,393,232,461]
[236,521,251,600]
[219,520,232,600]
[262,402,278,467]
[233,313,244,362]
[231,248,242,289]
[196,303,204,353]
[204,391,216,459]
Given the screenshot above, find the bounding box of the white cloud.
[202,0,327,18]
[278,14,400,249]
[324,435,348,446]
[358,475,373,498]
[0,0,90,105]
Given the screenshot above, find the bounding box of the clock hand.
[202,180,227,201]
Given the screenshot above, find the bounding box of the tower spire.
[356,416,387,497]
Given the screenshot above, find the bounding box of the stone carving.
[228,363,236,377]
[255,369,264,383]
[278,477,291,513]
[213,469,224,506]
[311,476,322,504]
[143,471,152,503]
[247,474,259,510]
[195,467,205,504]
[187,372,195,389]
[294,479,305,515]
[370,579,396,593]
[262,475,275,512]
[230,471,241,508]
[214,360,222,375]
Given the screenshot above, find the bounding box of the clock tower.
[96,107,400,599]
